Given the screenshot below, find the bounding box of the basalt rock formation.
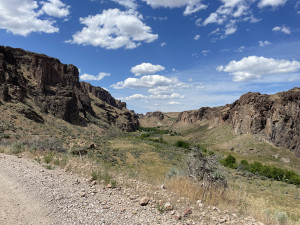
[177,88,300,156]
[80,82,126,110]
[0,46,138,131]
[145,111,165,121]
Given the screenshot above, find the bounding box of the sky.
[0,0,300,113]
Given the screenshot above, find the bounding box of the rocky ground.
[0,153,264,225]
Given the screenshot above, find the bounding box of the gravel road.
[0,154,180,225]
[0,153,264,225]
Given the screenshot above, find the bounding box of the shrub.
[10,142,25,154]
[187,149,228,198]
[275,211,288,225]
[222,155,300,186]
[220,154,237,169]
[165,166,185,179]
[238,159,249,171]
[175,140,190,149]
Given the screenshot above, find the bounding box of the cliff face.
[80,82,126,110]
[0,46,138,131]
[176,88,300,156]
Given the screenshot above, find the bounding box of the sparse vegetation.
[44,152,54,164]
[91,170,117,187]
[10,142,25,154]
[156,203,165,214]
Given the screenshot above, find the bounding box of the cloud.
[111,75,175,89]
[202,0,269,38]
[131,63,165,76]
[80,72,110,81]
[195,18,202,26]
[141,0,207,15]
[201,50,210,56]
[272,25,291,34]
[168,101,180,105]
[217,56,300,82]
[66,8,158,49]
[125,93,184,100]
[0,0,67,36]
[111,0,137,9]
[153,16,168,21]
[235,46,245,52]
[258,0,287,8]
[259,40,271,47]
[161,42,167,47]
[194,34,200,40]
[148,86,174,95]
[224,20,237,36]
[125,94,147,100]
[41,0,70,18]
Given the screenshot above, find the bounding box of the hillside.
[0,46,138,141]
[176,88,300,156]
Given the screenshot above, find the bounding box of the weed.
[157,204,165,214]
[54,159,60,166]
[10,142,25,154]
[60,155,68,167]
[165,166,185,179]
[44,152,54,164]
[110,180,117,188]
[35,156,41,164]
[103,171,112,185]
[45,164,53,170]
[91,170,101,181]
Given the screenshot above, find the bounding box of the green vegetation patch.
[221,155,300,185]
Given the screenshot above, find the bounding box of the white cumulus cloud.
[125,93,184,100]
[258,0,287,8]
[66,8,158,49]
[111,0,137,9]
[272,25,291,34]
[0,0,69,36]
[141,0,207,15]
[80,72,110,81]
[41,0,70,18]
[125,94,147,100]
[111,75,174,89]
[217,56,300,82]
[131,63,165,76]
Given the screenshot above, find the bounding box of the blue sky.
[0,0,299,113]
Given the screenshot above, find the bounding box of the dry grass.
[166,177,228,205]
[165,175,300,225]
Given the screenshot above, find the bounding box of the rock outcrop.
[145,111,165,121]
[80,82,126,110]
[177,88,300,156]
[0,46,138,131]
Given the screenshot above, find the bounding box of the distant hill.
[176,88,300,156]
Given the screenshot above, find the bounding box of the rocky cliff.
[177,88,300,156]
[0,46,138,131]
[80,82,126,110]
